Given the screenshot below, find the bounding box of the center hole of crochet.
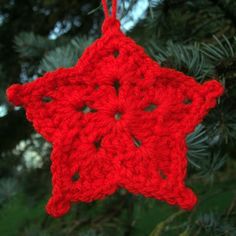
[71,172,80,182]
[114,112,122,120]
[113,80,120,95]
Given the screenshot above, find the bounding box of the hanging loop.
[101,0,117,19]
[101,0,120,34]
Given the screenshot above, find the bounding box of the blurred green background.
[0,0,236,235]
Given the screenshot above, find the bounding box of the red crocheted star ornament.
[6,0,224,218]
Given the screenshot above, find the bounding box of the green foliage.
[186,124,209,169]
[195,212,236,236]
[14,32,94,74]
[142,0,236,42]
[0,64,7,103]
[40,36,93,71]
[127,179,236,236]
[201,36,236,63]
[205,105,236,145]
[148,41,214,80]
[0,194,46,236]
[15,33,55,60]
[0,178,18,204]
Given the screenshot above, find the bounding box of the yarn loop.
[102,17,121,34]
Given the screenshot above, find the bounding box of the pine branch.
[208,0,236,29]
[39,36,93,72]
[15,33,54,60]
[0,109,34,154]
[0,178,18,205]
[148,40,214,80]
[201,35,236,79]
[187,124,209,169]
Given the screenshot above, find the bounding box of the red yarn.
[6,0,224,218]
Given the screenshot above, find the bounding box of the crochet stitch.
[6,0,224,218]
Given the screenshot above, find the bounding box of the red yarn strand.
[101,0,117,18]
[101,0,109,18]
[112,0,117,18]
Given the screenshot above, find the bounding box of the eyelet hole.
[42,96,53,103]
[158,169,167,179]
[132,136,142,148]
[113,79,120,95]
[78,105,97,114]
[94,137,102,150]
[71,172,80,182]
[144,103,157,112]
[113,50,119,58]
[94,84,99,90]
[183,98,192,104]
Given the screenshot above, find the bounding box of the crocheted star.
[6,15,223,217]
